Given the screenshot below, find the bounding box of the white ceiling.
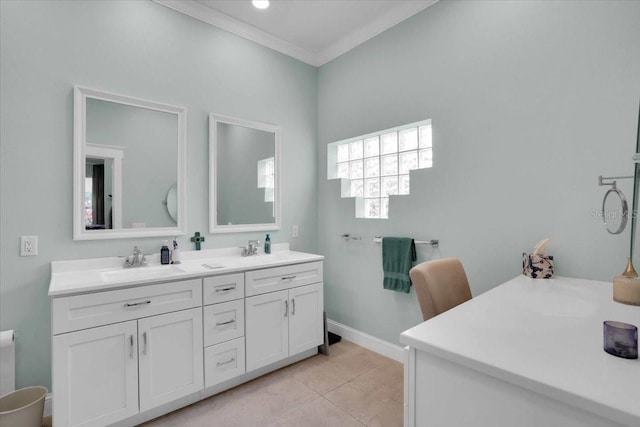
[155,0,438,66]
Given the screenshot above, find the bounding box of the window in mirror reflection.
[257,157,275,217]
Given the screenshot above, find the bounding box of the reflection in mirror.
[74,86,187,240]
[164,184,178,223]
[209,114,281,233]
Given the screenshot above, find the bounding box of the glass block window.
[327,119,432,219]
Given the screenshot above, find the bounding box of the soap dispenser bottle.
[171,239,181,264]
[161,241,170,265]
[264,234,271,254]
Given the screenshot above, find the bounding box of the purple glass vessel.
[603,321,638,359]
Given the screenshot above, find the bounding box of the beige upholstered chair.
[409,258,472,321]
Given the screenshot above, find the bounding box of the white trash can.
[0,386,47,427]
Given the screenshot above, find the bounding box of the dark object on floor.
[328,332,342,345]
[318,312,330,355]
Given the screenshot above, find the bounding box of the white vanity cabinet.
[51,279,203,427]
[245,262,323,372]
[49,249,324,427]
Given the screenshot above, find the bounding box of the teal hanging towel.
[382,237,417,293]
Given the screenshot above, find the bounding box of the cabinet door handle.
[124,300,151,308]
[291,298,295,315]
[216,357,235,367]
[129,335,134,359]
[281,275,297,281]
[215,286,236,293]
[215,319,236,326]
[284,300,288,317]
[142,332,148,355]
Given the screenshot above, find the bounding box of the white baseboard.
[327,319,407,364]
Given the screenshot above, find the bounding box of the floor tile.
[140,341,403,427]
[266,396,364,427]
[324,358,404,427]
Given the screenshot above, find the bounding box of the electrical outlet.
[20,236,38,256]
[292,225,299,238]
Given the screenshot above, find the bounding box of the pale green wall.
[0,0,317,390]
[318,0,640,344]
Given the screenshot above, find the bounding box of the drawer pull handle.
[291,298,295,315]
[129,335,134,359]
[215,319,236,326]
[124,300,151,308]
[216,357,235,367]
[215,286,236,293]
[284,300,288,317]
[281,275,297,281]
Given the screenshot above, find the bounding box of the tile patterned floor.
[141,340,404,427]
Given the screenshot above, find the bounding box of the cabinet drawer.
[52,279,202,335]
[203,300,245,347]
[245,261,323,296]
[204,337,245,388]
[203,273,244,305]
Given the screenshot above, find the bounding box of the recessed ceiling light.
[252,0,269,10]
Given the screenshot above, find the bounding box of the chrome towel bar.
[372,236,439,247]
[341,233,438,247]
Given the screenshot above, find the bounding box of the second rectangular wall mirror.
[209,114,281,234]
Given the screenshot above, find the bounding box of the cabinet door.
[138,307,203,411]
[245,290,289,371]
[289,283,324,355]
[52,321,138,427]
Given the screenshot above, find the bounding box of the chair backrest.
[409,258,472,321]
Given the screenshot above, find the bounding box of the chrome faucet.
[241,240,261,257]
[124,245,148,268]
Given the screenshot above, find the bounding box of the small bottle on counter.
[161,241,170,264]
[171,239,181,264]
[264,234,271,254]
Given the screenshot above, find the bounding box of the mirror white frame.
[209,113,281,234]
[73,85,187,240]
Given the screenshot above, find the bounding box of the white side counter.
[400,275,640,427]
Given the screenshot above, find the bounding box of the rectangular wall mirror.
[209,114,281,233]
[73,86,187,240]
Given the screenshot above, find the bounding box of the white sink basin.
[101,265,185,283]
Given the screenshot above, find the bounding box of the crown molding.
[154,0,319,66]
[154,0,438,67]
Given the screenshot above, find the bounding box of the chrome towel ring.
[599,175,631,235]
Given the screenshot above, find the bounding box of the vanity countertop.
[400,275,640,426]
[49,244,323,297]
